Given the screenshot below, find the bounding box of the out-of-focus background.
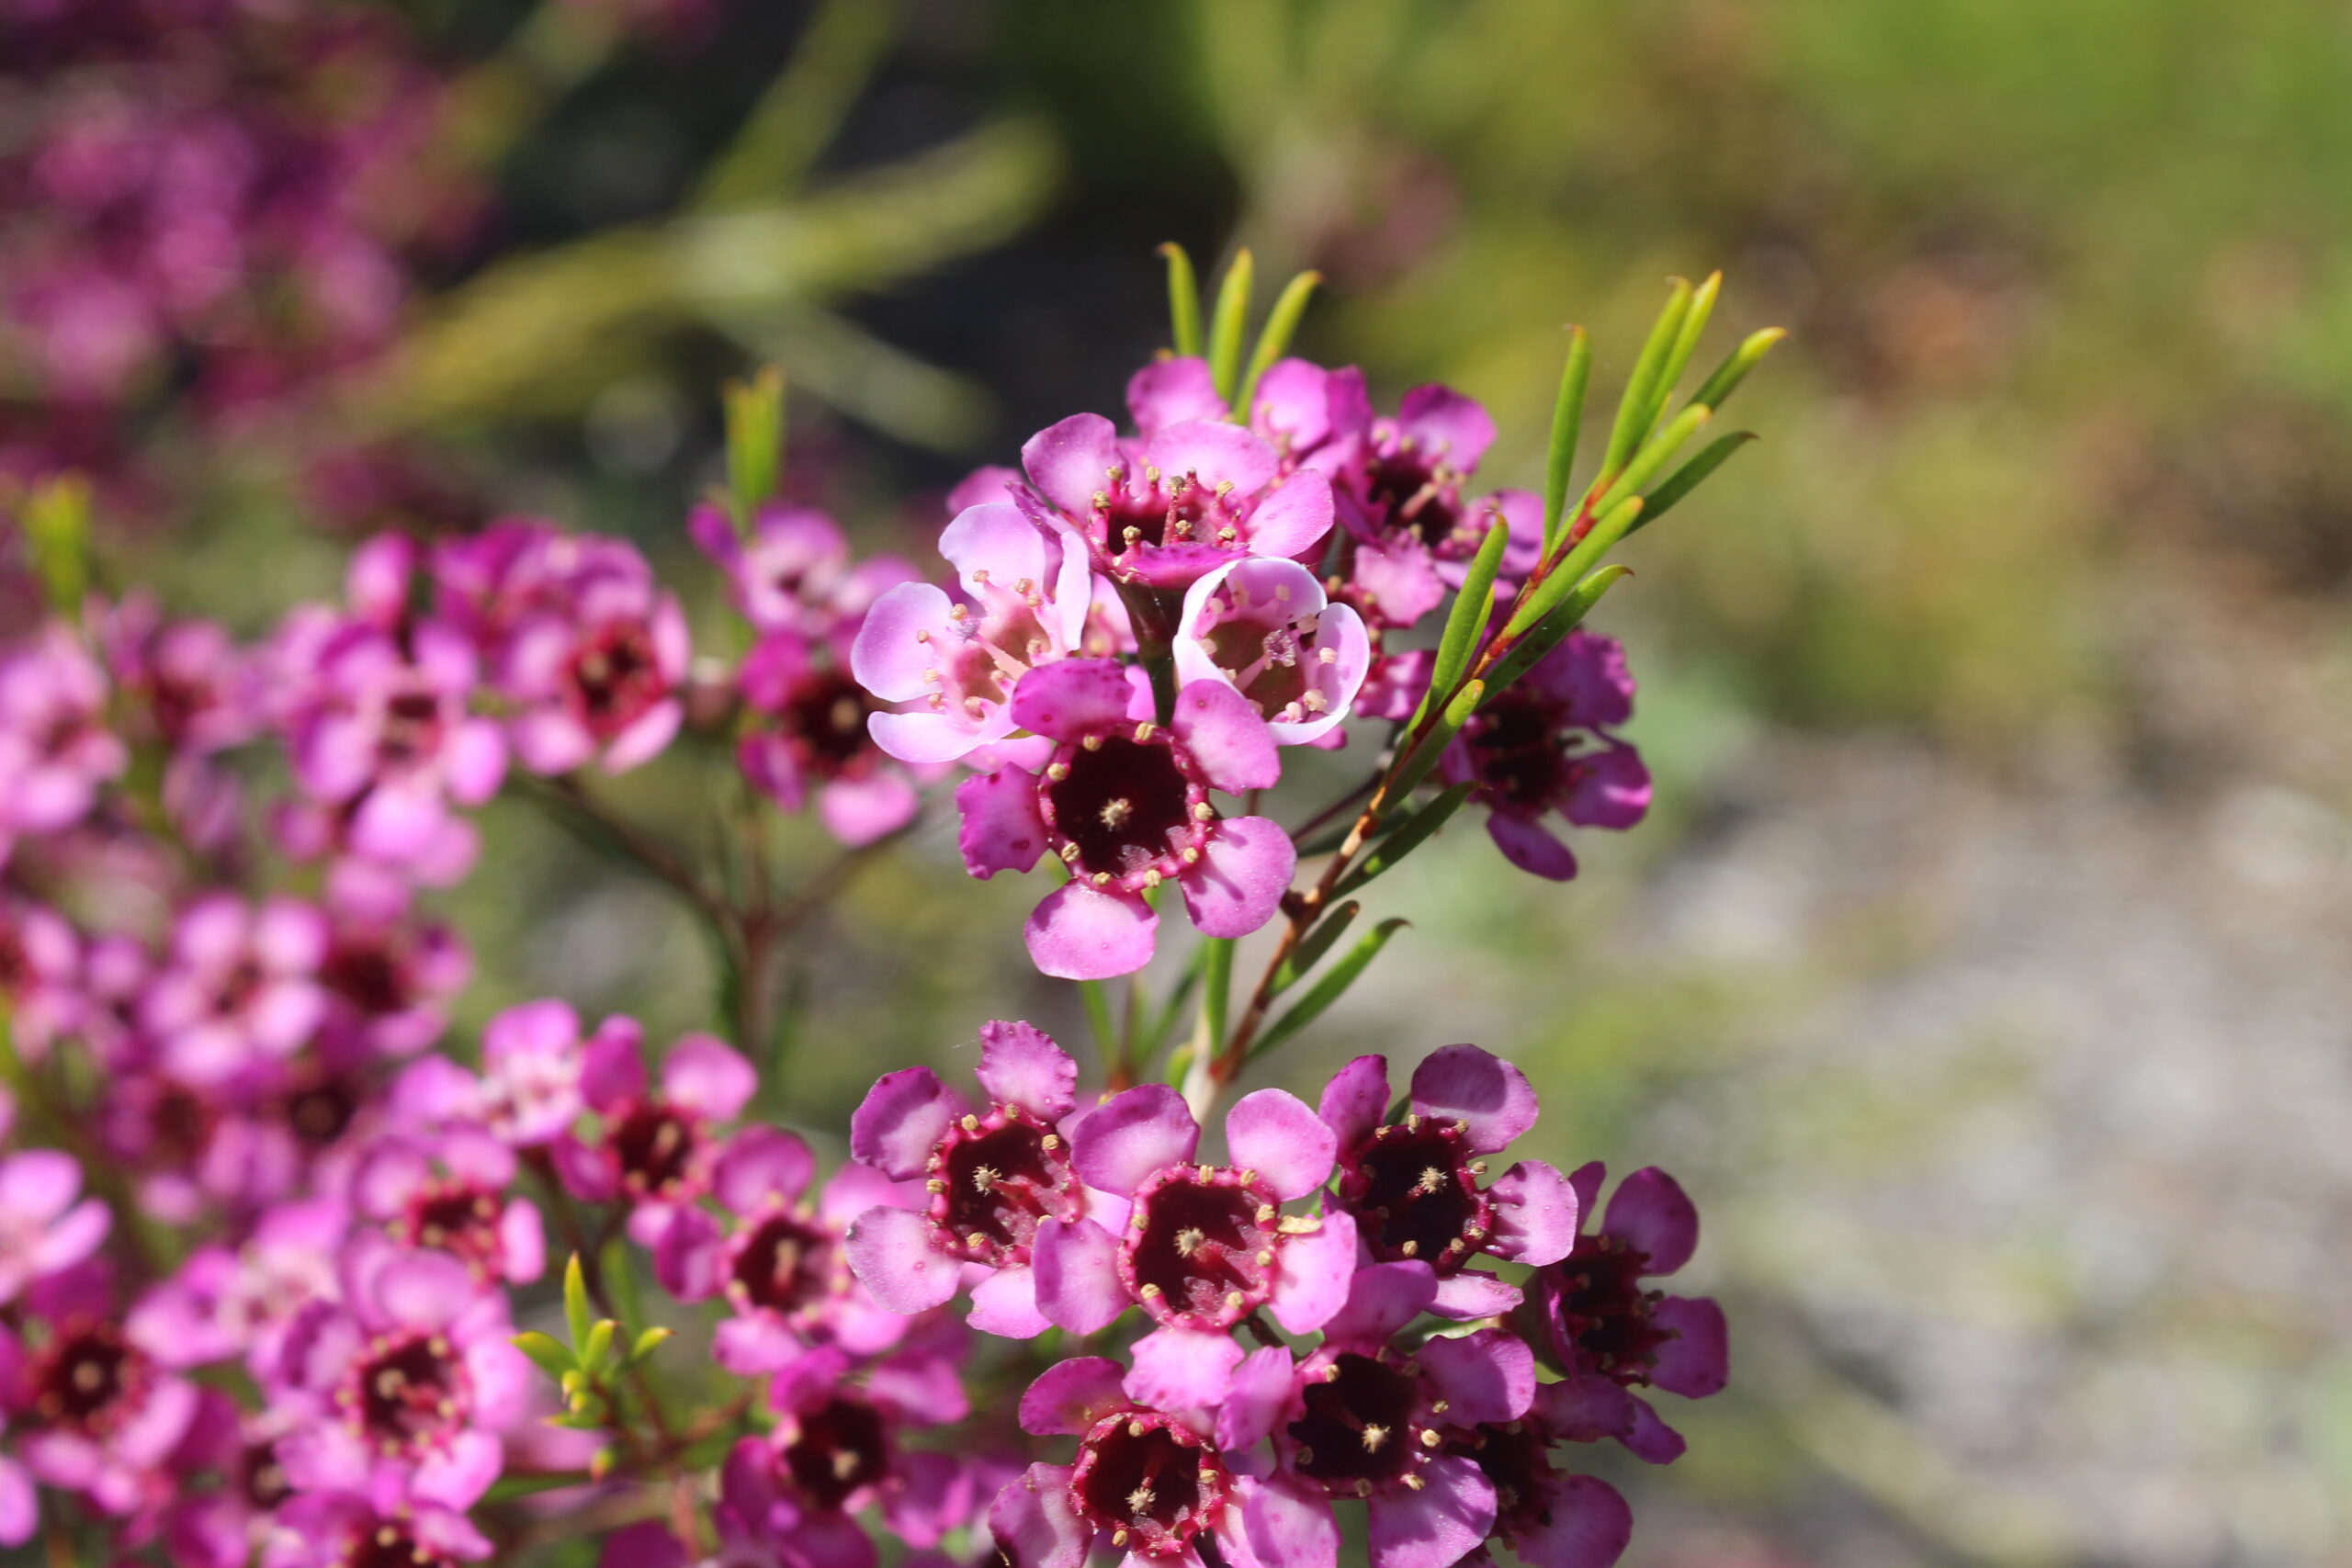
[9,0,2351,1562]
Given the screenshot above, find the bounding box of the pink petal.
[1239,1469,1339,1568]
[0,1151,80,1221]
[850,1067,966,1181]
[1127,356,1227,434]
[1147,420,1278,499]
[1622,1394,1686,1464]
[818,770,919,848]
[1265,1209,1359,1336]
[1316,1055,1391,1152]
[1071,1085,1198,1192]
[941,502,1054,595]
[844,1205,960,1314]
[1601,1167,1698,1275]
[1250,358,1339,452]
[1366,1454,1495,1568]
[1223,1089,1335,1201]
[956,769,1048,879]
[1347,537,1445,629]
[1125,1325,1246,1412]
[1487,1159,1579,1266]
[1566,1160,1606,1215]
[1181,815,1295,940]
[712,1126,816,1215]
[1171,681,1280,793]
[372,1251,474,1329]
[599,1521,690,1568]
[1242,469,1336,558]
[1216,1345,1297,1454]
[1650,1295,1729,1398]
[28,1200,109,1276]
[1396,386,1497,469]
[1428,1270,1522,1320]
[989,1463,1091,1568]
[1409,1045,1537,1154]
[1317,1259,1436,1348]
[1533,1376,1636,1445]
[1486,811,1579,880]
[852,583,959,702]
[1025,882,1159,980]
[712,1314,802,1376]
[1563,741,1651,831]
[1513,1476,1633,1568]
[601,698,683,773]
[1010,659,1139,742]
[1418,1327,1533,1427]
[976,1020,1078,1119]
[1022,412,1123,518]
[662,1034,755,1122]
[1018,1356,1129,1436]
[579,1026,647,1112]
[1030,1217,1129,1334]
[968,1264,1051,1339]
[871,705,998,766]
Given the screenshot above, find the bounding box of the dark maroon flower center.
[1457,690,1578,812]
[322,935,407,1017]
[1463,1419,1555,1525]
[241,1439,293,1510]
[284,1070,360,1148]
[729,1212,835,1315]
[777,670,876,776]
[348,1331,466,1450]
[1287,1352,1426,1495]
[1071,1410,1231,1558]
[568,622,665,737]
[609,1100,699,1197]
[213,955,266,1019]
[31,1323,146,1434]
[1097,472,1237,558]
[927,1105,1080,1266]
[1549,1234,1668,1385]
[1339,1115,1493,1274]
[378,687,443,769]
[1363,449,1470,554]
[345,1523,456,1568]
[1042,729,1204,886]
[1123,1167,1280,1330]
[397,1178,504,1266]
[783,1395,890,1512]
[0,929,26,989]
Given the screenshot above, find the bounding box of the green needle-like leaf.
[1205,249,1256,405]
[563,1255,592,1350]
[22,476,90,618]
[1600,278,1694,483]
[1503,497,1644,639]
[1413,518,1512,728]
[722,365,785,529]
[1250,919,1409,1061]
[1333,784,1475,897]
[580,1319,616,1375]
[1235,269,1321,416]
[1628,432,1758,534]
[513,1331,577,1382]
[600,1237,644,1335]
[1200,938,1236,1063]
[1480,565,1634,697]
[1159,243,1204,358]
[1689,327,1787,415]
[1542,327,1593,553]
[628,1327,674,1366]
[1268,900,1362,997]
[1597,401,1713,513]
[1651,270,1722,432]
[1388,680,1485,804]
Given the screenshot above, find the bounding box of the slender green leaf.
[629,1327,673,1366]
[1413,518,1512,729]
[1200,938,1236,1064]
[581,1319,616,1375]
[1250,919,1409,1061]
[1159,243,1204,358]
[1600,278,1693,482]
[1139,961,1202,1068]
[1542,327,1593,553]
[1596,401,1713,513]
[600,1236,644,1336]
[563,1254,592,1350]
[1650,270,1721,431]
[1628,432,1758,534]
[1078,979,1117,1066]
[1502,497,1643,639]
[513,1331,576,1382]
[692,0,899,209]
[1480,566,1633,697]
[1268,901,1361,998]
[22,475,90,617]
[1689,327,1786,414]
[548,1410,609,1431]
[1387,680,1483,804]
[1333,784,1475,897]
[1235,269,1321,416]
[484,1470,594,1503]
[1205,249,1256,404]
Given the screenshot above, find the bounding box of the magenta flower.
[1173,558,1371,746]
[276,1234,529,1510]
[1447,1380,1636,1568]
[127,1199,349,1383]
[1317,1046,1581,1318]
[691,501,917,637]
[1248,358,1373,474]
[1018,408,1335,591]
[842,1021,1091,1337]
[990,1353,1307,1568]
[316,893,470,1062]
[0,895,81,1060]
[0,1152,111,1304]
[1442,630,1651,882]
[955,661,1295,980]
[1329,386,1499,631]
[0,626,127,852]
[421,998,625,1149]
[655,1127,913,1373]
[262,1491,492,1568]
[853,502,1093,766]
[551,1028,757,1246]
[1531,1165,1729,1465]
[100,596,260,756]
[1034,1084,1353,1408]
[499,542,690,775]
[10,1313,200,1518]
[739,628,922,847]
[354,1128,544,1287]
[139,894,330,1086]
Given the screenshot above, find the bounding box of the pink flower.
[275,1233,529,1510]
[691,501,917,637]
[953,661,1295,980]
[0,1152,111,1304]
[10,1313,201,1518]
[654,1128,912,1374]
[1173,558,1371,745]
[1442,630,1650,882]
[139,894,330,1086]
[1445,1382,1636,1568]
[550,1027,757,1247]
[262,1491,492,1568]
[1017,408,1334,591]
[0,895,82,1060]
[0,626,127,850]
[402,998,618,1149]
[99,596,259,756]
[315,892,470,1062]
[739,628,922,846]
[1328,385,1501,631]
[842,1021,1091,1337]
[1033,1084,1352,1407]
[1529,1165,1728,1466]
[989,1355,1284,1568]
[354,1127,544,1287]
[493,536,690,775]
[852,502,1093,766]
[1317,1047,1581,1318]
[126,1199,348,1383]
